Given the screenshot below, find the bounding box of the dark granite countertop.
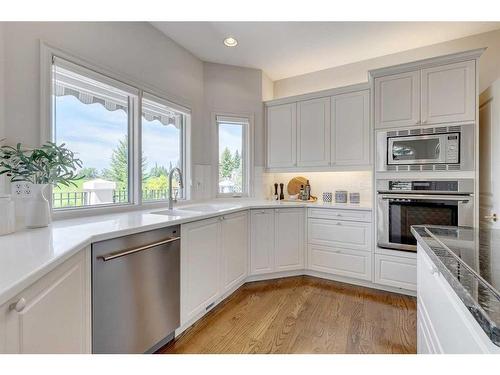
[411,225,500,347]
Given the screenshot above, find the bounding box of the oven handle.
[378,194,472,202]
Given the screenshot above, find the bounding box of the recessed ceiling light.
[223,37,238,47]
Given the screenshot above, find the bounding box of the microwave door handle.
[435,142,440,157]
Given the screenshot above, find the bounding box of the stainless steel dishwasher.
[92,225,180,353]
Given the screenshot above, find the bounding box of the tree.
[78,167,99,179]
[233,149,241,170]
[220,147,234,178]
[104,136,147,189]
[149,163,169,178]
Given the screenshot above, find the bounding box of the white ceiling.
[152,22,500,81]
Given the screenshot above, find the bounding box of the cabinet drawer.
[374,253,417,291]
[308,208,371,222]
[308,218,372,252]
[308,244,371,281]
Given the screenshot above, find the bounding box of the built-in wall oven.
[376,123,474,172]
[377,179,474,252]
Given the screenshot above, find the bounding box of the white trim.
[213,111,254,198]
[265,82,370,107]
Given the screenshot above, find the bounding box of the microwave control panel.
[445,134,460,163]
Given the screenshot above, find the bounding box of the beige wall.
[274,28,500,98]
[261,71,274,101]
[203,62,265,167]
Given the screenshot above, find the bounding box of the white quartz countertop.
[0,199,371,306]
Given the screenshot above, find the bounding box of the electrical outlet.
[10,182,33,199]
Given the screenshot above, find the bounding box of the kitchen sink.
[178,203,242,212]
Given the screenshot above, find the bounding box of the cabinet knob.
[430,266,439,275]
[422,120,427,124]
[416,120,421,124]
[10,297,26,312]
[336,222,342,225]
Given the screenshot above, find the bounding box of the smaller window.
[216,115,249,196]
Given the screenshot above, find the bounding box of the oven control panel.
[388,180,459,192]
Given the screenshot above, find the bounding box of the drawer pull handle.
[336,222,342,225]
[10,297,26,313]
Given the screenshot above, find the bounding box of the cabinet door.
[297,97,331,166]
[274,208,304,271]
[221,211,248,293]
[375,70,420,128]
[374,253,416,291]
[3,249,90,353]
[181,217,220,324]
[250,209,275,275]
[266,103,297,168]
[421,60,475,125]
[331,90,370,165]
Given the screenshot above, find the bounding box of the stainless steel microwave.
[376,124,474,172]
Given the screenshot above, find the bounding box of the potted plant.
[0,141,83,228]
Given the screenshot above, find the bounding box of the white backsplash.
[259,171,373,204]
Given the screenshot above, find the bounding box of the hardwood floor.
[159,276,417,354]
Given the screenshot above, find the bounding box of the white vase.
[25,184,51,228]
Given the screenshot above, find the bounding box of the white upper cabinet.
[274,209,304,272]
[297,97,331,167]
[266,103,297,168]
[331,90,370,165]
[374,70,421,129]
[421,60,475,125]
[220,212,248,293]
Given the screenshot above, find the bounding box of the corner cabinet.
[374,57,478,129]
[266,103,297,168]
[250,208,305,276]
[0,248,91,353]
[265,84,371,171]
[180,212,248,327]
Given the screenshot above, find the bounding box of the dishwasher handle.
[100,236,180,262]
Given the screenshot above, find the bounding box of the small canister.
[322,192,332,203]
[335,190,348,203]
[0,195,16,236]
[349,192,361,204]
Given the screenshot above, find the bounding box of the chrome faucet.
[168,167,184,210]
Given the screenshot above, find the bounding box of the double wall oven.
[377,179,474,252]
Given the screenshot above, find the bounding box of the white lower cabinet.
[250,208,305,275]
[221,212,248,293]
[0,248,90,353]
[307,208,373,281]
[274,208,305,271]
[181,217,221,325]
[308,244,371,281]
[417,246,500,353]
[181,212,249,327]
[374,253,417,291]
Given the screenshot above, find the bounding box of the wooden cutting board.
[287,176,308,195]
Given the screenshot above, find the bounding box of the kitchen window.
[141,93,187,201]
[51,57,138,209]
[47,51,191,212]
[216,115,250,196]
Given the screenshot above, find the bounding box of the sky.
[54,95,243,175]
[54,95,181,173]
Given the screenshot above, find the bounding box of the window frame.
[40,42,192,219]
[140,92,189,203]
[213,112,253,198]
